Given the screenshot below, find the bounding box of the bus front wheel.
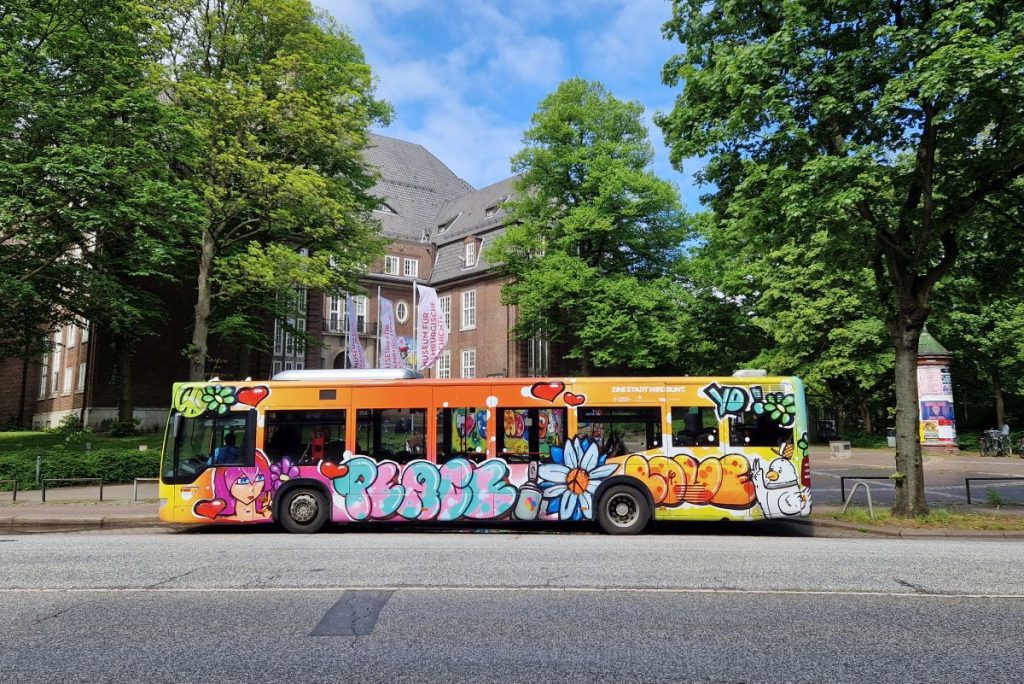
[596,485,649,535]
[278,487,329,534]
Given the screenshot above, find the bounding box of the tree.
[488,78,688,374]
[659,1,1024,515]
[160,0,391,379]
[0,0,201,424]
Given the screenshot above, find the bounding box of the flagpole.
[376,285,382,369]
[412,278,417,372]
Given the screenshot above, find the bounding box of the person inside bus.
[209,432,241,465]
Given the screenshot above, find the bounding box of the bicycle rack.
[841,481,875,520]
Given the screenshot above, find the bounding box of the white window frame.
[439,295,451,332]
[273,360,283,376]
[396,300,409,324]
[62,367,73,396]
[39,356,49,398]
[461,349,476,379]
[50,333,61,397]
[461,289,476,330]
[80,319,89,343]
[437,350,451,379]
[354,295,367,333]
[65,324,74,349]
[327,296,342,333]
[384,255,400,275]
[274,320,284,355]
[464,241,476,268]
[403,258,419,278]
[76,363,86,393]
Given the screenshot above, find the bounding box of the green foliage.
[0,448,159,491]
[659,1,1024,515]
[109,420,140,437]
[161,0,392,377]
[0,0,202,359]
[488,78,688,372]
[985,488,1004,508]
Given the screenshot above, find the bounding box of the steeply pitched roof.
[364,133,474,242]
[918,328,951,356]
[432,176,519,243]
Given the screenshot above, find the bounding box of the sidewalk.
[0,482,160,532]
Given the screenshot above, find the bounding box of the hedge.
[0,447,160,491]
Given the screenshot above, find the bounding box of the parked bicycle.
[980,429,1013,457]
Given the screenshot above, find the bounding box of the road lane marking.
[0,586,1022,600]
[310,590,393,636]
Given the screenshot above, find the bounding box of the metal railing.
[41,477,103,502]
[133,477,159,501]
[0,479,17,502]
[841,482,876,519]
[965,477,1024,504]
[839,475,893,502]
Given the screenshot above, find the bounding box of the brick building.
[2,133,552,430]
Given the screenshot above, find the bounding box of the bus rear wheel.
[278,487,329,534]
[596,485,649,535]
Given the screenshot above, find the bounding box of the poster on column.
[918,365,956,444]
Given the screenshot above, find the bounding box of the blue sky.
[318,0,704,211]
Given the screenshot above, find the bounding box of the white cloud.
[579,0,676,80]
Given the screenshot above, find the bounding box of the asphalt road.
[2,528,1023,683]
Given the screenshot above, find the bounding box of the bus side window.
[435,408,488,463]
[357,408,427,465]
[495,408,566,464]
[670,406,719,447]
[729,411,792,448]
[265,410,346,465]
[576,407,662,457]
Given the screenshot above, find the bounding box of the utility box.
[886,428,896,448]
[830,441,852,459]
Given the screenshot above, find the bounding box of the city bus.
[158,370,811,534]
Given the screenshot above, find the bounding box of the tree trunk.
[188,227,216,381]
[993,368,1004,428]
[892,323,928,517]
[113,334,133,424]
[860,398,873,434]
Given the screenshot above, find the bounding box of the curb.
[801,517,1024,539]
[0,516,159,533]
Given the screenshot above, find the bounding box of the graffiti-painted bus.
[158,370,810,534]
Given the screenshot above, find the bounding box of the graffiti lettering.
[702,382,750,421]
[330,457,515,521]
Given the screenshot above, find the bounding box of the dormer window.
[438,212,461,234]
[464,241,477,268]
[374,202,398,214]
[485,195,510,218]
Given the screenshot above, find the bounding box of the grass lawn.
[0,431,164,453]
[824,507,1024,532]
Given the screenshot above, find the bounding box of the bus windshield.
[161,410,253,484]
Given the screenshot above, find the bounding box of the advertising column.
[917,329,956,447]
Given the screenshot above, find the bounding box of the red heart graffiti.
[563,392,586,407]
[236,385,270,407]
[530,381,565,402]
[319,461,349,479]
[194,498,226,519]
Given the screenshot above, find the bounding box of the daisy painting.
[539,437,619,520]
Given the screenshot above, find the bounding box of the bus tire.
[278,487,329,534]
[596,484,649,535]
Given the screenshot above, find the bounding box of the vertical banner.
[378,298,403,369]
[416,284,448,370]
[346,294,368,369]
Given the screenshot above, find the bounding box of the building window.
[437,350,451,379]
[326,296,342,333]
[39,357,48,398]
[438,213,461,234]
[354,295,367,333]
[464,241,476,268]
[65,325,74,348]
[384,255,400,275]
[440,295,451,332]
[50,333,61,397]
[273,361,283,376]
[62,367,73,395]
[274,320,284,354]
[77,363,86,392]
[403,258,419,278]
[396,300,409,323]
[80,319,89,343]
[295,318,306,355]
[461,289,476,330]
[461,349,476,379]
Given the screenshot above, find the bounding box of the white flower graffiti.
[539,437,618,520]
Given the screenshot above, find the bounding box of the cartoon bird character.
[751,457,809,517]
